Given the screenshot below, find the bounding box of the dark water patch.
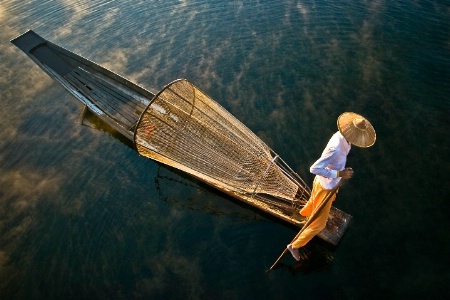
[1,0,450,298]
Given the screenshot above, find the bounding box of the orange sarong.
[291,177,336,248]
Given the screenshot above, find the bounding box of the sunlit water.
[1,1,449,299]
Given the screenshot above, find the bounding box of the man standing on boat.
[287,112,376,261]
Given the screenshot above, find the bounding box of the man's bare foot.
[287,244,300,261]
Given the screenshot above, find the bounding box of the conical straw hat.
[337,112,376,148]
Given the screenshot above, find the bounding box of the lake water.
[1,0,449,299]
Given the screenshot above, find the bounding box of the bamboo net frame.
[134,79,309,207]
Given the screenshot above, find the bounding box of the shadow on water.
[80,108,273,223]
[80,107,136,150]
[32,82,348,281]
[270,240,336,276]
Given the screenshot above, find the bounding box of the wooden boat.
[11,30,352,246]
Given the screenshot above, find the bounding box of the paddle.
[267,179,346,272]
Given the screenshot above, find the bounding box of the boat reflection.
[80,107,135,149]
[273,241,336,276]
[81,109,270,222]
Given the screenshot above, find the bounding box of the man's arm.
[338,168,353,179]
[309,147,339,178]
[310,147,354,179]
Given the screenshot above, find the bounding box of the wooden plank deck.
[64,67,147,136]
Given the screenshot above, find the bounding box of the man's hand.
[339,167,353,179]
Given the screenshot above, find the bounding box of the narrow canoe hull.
[11,30,352,246]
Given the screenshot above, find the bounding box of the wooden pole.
[267,179,346,272]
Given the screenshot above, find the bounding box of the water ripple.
[1,0,449,298]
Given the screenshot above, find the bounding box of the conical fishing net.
[134,79,306,202]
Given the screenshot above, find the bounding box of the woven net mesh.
[134,79,303,201]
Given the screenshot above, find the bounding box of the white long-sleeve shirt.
[310,131,351,189]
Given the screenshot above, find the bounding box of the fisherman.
[287,112,376,261]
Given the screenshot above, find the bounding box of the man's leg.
[287,181,336,259]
